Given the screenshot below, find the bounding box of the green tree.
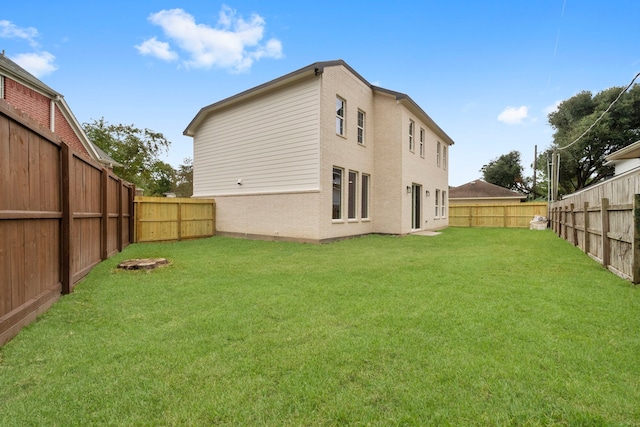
[480,150,529,193]
[83,118,173,195]
[173,158,193,198]
[148,161,176,196]
[547,84,640,195]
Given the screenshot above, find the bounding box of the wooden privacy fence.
[550,172,640,283]
[448,202,548,228]
[134,196,215,243]
[0,100,134,346]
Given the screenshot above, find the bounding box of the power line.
[557,71,640,151]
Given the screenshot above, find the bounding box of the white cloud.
[497,106,529,125]
[0,20,39,47]
[544,100,561,115]
[140,6,283,72]
[12,52,58,78]
[135,37,178,61]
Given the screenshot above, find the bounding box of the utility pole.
[532,144,537,199]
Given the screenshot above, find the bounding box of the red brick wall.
[4,76,90,157]
[54,104,87,155]
[5,77,51,127]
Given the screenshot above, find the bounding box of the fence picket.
[0,99,134,345]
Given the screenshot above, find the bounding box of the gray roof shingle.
[449,180,525,199]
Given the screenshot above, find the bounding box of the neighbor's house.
[184,60,454,243]
[604,140,640,176]
[0,52,117,167]
[449,180,526,205]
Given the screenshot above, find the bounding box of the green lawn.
[1,228,639,426]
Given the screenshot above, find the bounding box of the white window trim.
[0,75,4,99]
[336,96,346,137]
[357,110,365,145]
[443,145,448,170]
[437,141,441,167]
[332,167,344,222]
[441,190,447,218]
[409,119,415,152]
[348,170,358,221]
[361,173,370,221]
[419,128,425,158]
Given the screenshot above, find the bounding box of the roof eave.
[604,140,640,162]
[373,86,455,146]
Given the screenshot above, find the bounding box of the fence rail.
[0,99,134,346]
[448,202,548,228]
[550,172,640,283]
[134,196,215,243]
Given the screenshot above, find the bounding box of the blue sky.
[2,0,639,186]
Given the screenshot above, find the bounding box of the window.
[419,128,425,157]
[336,97,345,136]
[361,174,370,219]
[0,76,4,99]
[332,167,343,219]
[441,191,447,218]
[437,141,441,167]
[348,171,358,219]
[357,110,365,144]
[409,119,415,151]
[435,189,440,217]
[443,145,447,170]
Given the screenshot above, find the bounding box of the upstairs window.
[437,141,441,167]
[336,97,345,136]
[409,119,415,151]
[357,110,365,144]
[443,145,448,170]
[419,128,425,157]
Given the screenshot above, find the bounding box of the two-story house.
[184,60,454,243]
[0,51,117,167]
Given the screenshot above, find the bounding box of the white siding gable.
[193,78,320,196]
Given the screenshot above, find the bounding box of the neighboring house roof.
[183,59,455,147]
[0,52,120,167]
[602,140,640,177]
[449,180,526,201]
[604,140,640,163]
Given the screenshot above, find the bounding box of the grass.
[1,228,640,426]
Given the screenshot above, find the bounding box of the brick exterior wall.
[54,104,87,155]
[5,77,50,127]
[3,76,90,157]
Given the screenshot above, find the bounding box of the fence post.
[601,198,610,269]
[177,200,183,241]
[117,178,123,252]
[129,186,135,244]
[133,197,140,243]
[560,206,569,240]
[570,203,577,246]
[61,143,72,295]
[583,201,589,255]
[100,168,108,260]
[632,194,640,284]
